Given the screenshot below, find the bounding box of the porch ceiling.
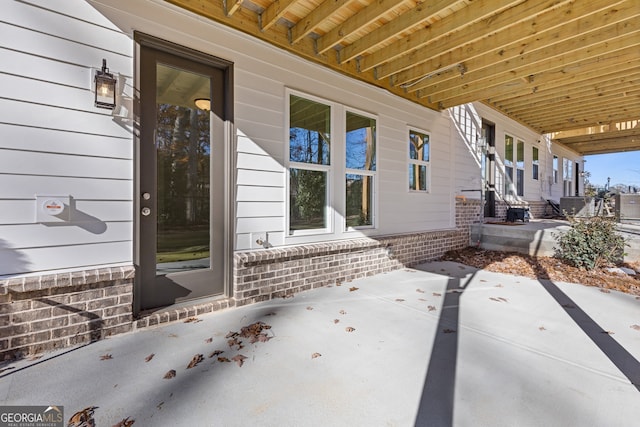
[166,0,640,155]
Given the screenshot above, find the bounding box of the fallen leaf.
[395,298,405,302]
[231,354,247,367]
[184,317,201,323]
[601,330,615,335]
[538,326,546,331]
[186,354,204,369]
[443,328,456,334]
[111,416,135,427]
[306,306,314,310]
[495,284,504,288]
[281,294,294,299]
[100,354,113,360]
[157,402,164,410]
[265,312,277,316]
[339,310,347,315]
[217,357,231,363]
[433,292,442,297]
[144,353,155,362]
[225,331,239,339]
[498,297,508,302]
[333,319,340,324]
[600,288,611,293]
[630,325,640,331]
[416,288,425,293]
[311,352,322,359]
[480,279,487,283]
[209,350,224,358]
[349,287,359,292]
[561,303,576,309]
[427,305,436,312]
[489,297,501,302]
[163,370,176,379]
[168,333,178,338]
[205,337,213,343]
[345,327,356,332]
[68,406,98,427]
[418,298,427,301]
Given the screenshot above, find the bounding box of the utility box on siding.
[560,197,594,217]
[616,194,640,222]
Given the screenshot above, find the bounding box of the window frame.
[344,107,378,231]
[532,146,539,181]
[516,138,525,197]
[407,127,431,193]
[286,90,334,237]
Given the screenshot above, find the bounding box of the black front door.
[137,39,228,311]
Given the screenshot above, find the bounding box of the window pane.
[409,130,429,162]
[504,135,513,166]
[409,164,428,191]
[289,168,327,231]
[346,174,373,227]
[516,140,524,168]
[553,155,559,183]
[517,169,524,196]
[346,112,376,170]
[289,95,330,165]
[532,147,539,180]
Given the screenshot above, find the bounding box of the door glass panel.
[155,63,210,275]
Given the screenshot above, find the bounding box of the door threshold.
[136,295,235,328]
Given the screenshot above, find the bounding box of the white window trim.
[407,127,431,194]
[285,89,334,237]
[345,107,378,231]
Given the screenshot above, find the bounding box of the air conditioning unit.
[616,194,640,222]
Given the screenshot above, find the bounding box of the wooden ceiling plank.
[429,24,640,107]
[400,0,634,90]
[556,128,640,145]
[340,0,469,64]
[289,0,356,44]
[529,106,640,133]
[315,0,408,55]
[360,0,547,73]
[560,135,640,155]
[261,0,300,32]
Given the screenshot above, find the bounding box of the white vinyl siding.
[0,0,133,276]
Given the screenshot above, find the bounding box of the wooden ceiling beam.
[488,50,639,106]
[502,73,640,115]
[555,127,640,145]
[529,106,640,133]
[340,0,470,65]
[403,0,634,93]
[314,0,407,55]
[224,0,244,16]
[381,0,621,83]
[289,0,356,44]
[360,0,550,73]
[430,27,640,109]
[261,0,300,32]
[560,133,640,155]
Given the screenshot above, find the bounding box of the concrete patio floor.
[1,260,639,426]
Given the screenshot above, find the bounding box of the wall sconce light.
[95,58,116,110]
[194,98,211,111]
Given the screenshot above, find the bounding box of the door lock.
[141,207,151,216]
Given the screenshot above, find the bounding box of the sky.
[584,150,640,189]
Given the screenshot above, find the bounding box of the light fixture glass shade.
[194,98,211,111]
[95,59,116,110]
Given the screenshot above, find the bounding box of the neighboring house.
[0,0,582,359]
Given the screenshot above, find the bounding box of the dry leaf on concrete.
[349,286,359,292]
[144,353,154,362]
[345,327,355,332]
[163,370,176,379]
[209,350,224,358]
[100,354,113,360]
[311,352,321,359]
[231,354,247,367]
[186,354,204,369]
[111,416,135,427]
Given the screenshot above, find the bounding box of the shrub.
[553,215,627,270]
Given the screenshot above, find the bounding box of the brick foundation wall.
[0,266,134,361]
[233,199,483,306]
[1,199,483,361]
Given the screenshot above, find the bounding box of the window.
[563,158,573,196]
[553,155,559,184]
[408,129,430,192]
[532,147,539,180]
[345,111,376,228]
[504,135,514,196]
[516,139,524,197]
[288,94,331,233]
